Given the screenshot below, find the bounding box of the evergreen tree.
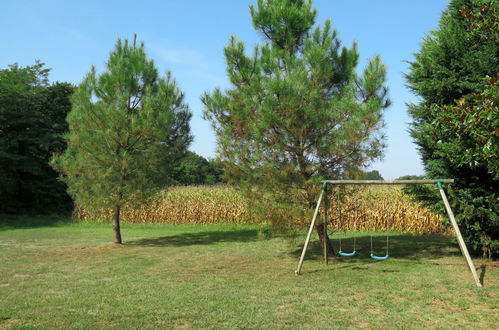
[53,36,192,243]
[0,62,73,214]
[405,0,498,257]
[203,0,390,255]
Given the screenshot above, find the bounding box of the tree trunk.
[316,222,335,258]
[112,205,122,244]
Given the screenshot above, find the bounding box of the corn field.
[75,186,251,225]
[325,186,450,234]
[75,185,451,234]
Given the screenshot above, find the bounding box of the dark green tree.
[171,151,224,185]
[203,0,390,255]
[359,170,384,180]
[405,0,498,257]
[0,62,73,214]
[53,37,192,243]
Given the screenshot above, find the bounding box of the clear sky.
[1,0,450,179]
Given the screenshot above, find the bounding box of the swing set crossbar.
[322,179,454,185]
[294,178,483,288]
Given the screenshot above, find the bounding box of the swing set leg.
[295,186,326,275]
[323,190,328,265]
[437,183,482,287]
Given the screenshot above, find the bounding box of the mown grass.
[0,218,497,329]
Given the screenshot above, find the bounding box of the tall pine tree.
[203,0,390,255]
[54,36,192,243]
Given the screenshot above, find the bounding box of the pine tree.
[53,36,192,243]
[405,0,498,257]
[203,0,390,255]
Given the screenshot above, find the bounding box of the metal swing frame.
[294,179,483,288]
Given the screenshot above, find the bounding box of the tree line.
[0,0,496,256]
[0,60,223,216]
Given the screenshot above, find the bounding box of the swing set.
[294,179,483,288]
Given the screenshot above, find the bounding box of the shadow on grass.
[290,234,493,283]
[479,265,487,285]
[291,234,463,262]
[127,229,260,247]
[0,213,74,231]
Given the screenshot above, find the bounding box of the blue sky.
[1,0,450,179]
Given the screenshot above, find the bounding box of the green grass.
[0,217,497,329]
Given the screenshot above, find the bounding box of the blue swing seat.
[370,253,389,261]
[338,250,357,257]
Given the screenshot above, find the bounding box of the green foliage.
[0,62,73,214]
[250,0,316,54]
[396,175,425,181]
[405,0,498,257]
[459,0,498,43]
[171,151,224,185]
[53,36,192,218]
[359,170,384,180]
[203,0,390,215]
[433,77,498,179]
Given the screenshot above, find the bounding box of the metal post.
[295,184,326,275]
[436,181,482,287]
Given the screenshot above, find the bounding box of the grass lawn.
[0,217,497,329]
